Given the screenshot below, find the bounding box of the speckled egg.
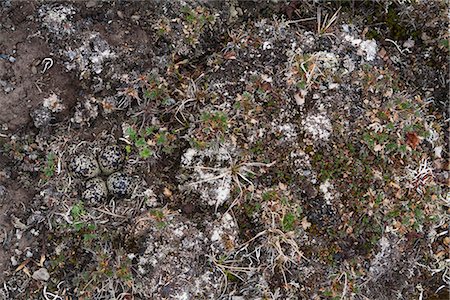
[82,177,108,203]
[107,172,134,197]
[69,154,101,178]
[98,145,125,175]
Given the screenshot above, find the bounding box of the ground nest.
[0,1,448,300]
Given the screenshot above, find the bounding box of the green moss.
[361,3,423,42]
[43,152,56,178]
[225,270,240,282]
[282,212,296,232]
[366,28,381,40]
[71,201,86,221]
[262,190,276,201]
[244,202,261,217]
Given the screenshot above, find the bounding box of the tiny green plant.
[126,127,138,141]
[201,111,228,132]
[196,111,229,146]
[71,201,85,221]
[126,126,153,159]
[180,6,215,39]
[126,125,175,158]
[150,209,167,229]
[139,147,152,159]
[43,152,56,178]
[70,201,90,232]
[282,212,296,232]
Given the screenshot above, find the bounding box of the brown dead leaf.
[393,111,399,122]
[223,51,236,60]
[374,144,383,152]
[436,250,446,259]
[278,182,287,191]
[101,100,114,111]
[389,181,401,189]
[23,266,31,277]
[378,47,387,60]
[260,82,272,92]
[362,27,369,38]
[346,226,353,234]
[301,217,312,230]
[406,132,420,149]
[444,236,450,246]
[39,254,46,267]
[15,259,30,272]
[163,187,172,198]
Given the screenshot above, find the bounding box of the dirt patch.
[0,2,80,132]
[0,150,38,278]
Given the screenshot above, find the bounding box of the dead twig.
[317,7,341,36]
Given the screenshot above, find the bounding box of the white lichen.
[302,112,333,141]
[43,93,65,113]
[275,123,298,141]
[39,4,75,36]
[208,213,238,253]
[180,144,235,208]
[319,180,335,204]
[64,33,116,75]
[344,34,378,61]
[359,40,378,61]
[71,98,99,125]
[315,51,339,71]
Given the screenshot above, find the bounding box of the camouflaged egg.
[69,154,101,178]
[82,177,108,203]
[98,145,125,175]
[107,172,134,197]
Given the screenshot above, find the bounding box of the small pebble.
[86,0,96,8]
[10,256,17,266]
[32,268,50,281]
[30,106,52,129]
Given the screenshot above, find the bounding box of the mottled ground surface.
[0,1,448,299]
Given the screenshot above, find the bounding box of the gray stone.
[32,268,50,281]
[30,106,52,129]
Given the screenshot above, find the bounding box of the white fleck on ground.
[302,112,333,141]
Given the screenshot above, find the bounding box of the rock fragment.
[32,268,50,281]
